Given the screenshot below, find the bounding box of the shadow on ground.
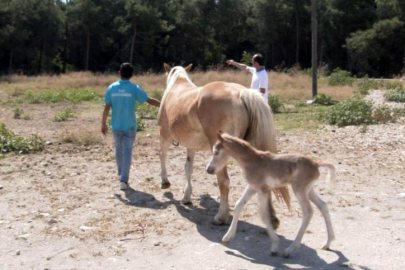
[116,188,370,270]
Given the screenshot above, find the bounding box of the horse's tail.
[240,89,291,209]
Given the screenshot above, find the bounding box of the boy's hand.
[101,123,108,135]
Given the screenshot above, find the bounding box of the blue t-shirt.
[104,80,149,131]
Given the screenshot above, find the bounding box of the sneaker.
[120,182,128,190]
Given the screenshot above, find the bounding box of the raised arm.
[226,59,249,72]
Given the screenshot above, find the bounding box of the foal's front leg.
[181,148,195,204]
[222,185,256,243]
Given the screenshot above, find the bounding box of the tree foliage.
[0,0,404,76]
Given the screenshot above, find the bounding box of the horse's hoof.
[212,218,228,226]
[270,251,278,257]
[321,245,331,251]
[181,199,192,205]
[161,182,171,189]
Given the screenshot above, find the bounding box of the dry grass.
[60,127,104,146]
[0,70,355,102]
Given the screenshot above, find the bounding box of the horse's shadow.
[116,188,370,270]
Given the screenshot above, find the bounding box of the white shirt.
[247,67,269,103]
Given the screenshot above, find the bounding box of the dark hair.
[253,53,265,66]
[120,63,134,79]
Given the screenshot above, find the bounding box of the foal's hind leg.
[258,191,280,256]
[309,189,335,250]
[284,185,313,257]
[159,136,172,189]
[267,191,280,230]
[181,149,195,204]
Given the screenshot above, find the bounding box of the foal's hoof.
[161,182,171,189]
[270,251,278,257]
[282,253,291,258]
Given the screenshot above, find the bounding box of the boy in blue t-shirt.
[101,63,160,190]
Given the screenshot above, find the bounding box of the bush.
[268,94,284,113]
[328,68,354,86]
[0,123,45,154]
[54,108,76,122]
[312,93,335,106]
[137,90,163,119]
[355,76,381,96]
[137,117,145,131]
[323,98,374,127]
[384,88,405,102]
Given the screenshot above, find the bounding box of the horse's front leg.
[213,166,231,225]
[181,148,195,204]
[159,135,172,189]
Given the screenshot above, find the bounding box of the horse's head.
[163,63,193,74]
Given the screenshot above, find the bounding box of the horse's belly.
[172,130,210,151]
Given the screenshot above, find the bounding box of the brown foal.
[206,132,336,257]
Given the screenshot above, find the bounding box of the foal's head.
[206,131,251,174]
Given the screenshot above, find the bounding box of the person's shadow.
[116,188,370,270]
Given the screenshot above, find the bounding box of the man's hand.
[101,123,108,135]
[226,59,235,65]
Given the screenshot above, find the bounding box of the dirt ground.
[0,100,404,270]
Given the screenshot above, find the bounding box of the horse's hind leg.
[309,189,335,250]
[181,148,195,204]
[213,166,231,225]
[258,191,280,256]
[159,135,172,189]
[267,191,280,230]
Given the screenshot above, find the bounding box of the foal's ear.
[184,64,193,72]
[217,131,224,142]
[163,63,171,73]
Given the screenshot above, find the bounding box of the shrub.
[383,81,403,90]
[54,108,75,122]
[0,123,45,154]
[372,105,392,124]
[14,107,23,119]
[137,117,145,131]
[384,88,405,102]
[268,94,284,113]
[328,68,354,86]
[312,93,335,106]
[323,98,374,127]
[137,90,163,119]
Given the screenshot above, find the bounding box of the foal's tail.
[318,163,336,189]
[240,89,291,209]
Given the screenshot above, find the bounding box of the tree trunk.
[9,50,13,75]
[295,0,300,65]
[85,27,90,71]
[130,23,137,64]
[311,0,318,97]
[38,38,45,74]
[62,22,68,73]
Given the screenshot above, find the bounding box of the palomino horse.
[157,63,290,225]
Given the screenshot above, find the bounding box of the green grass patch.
[0,123,45,155]
[14,107,23,119]
[274,106,327,131]
[137,90,163,119]
[268,94,284,113]
[25,88,99,104]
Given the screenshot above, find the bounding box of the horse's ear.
[217,131,224,142]
[164,63,171,73]
[184,64,193,72]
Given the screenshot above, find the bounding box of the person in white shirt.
[226,53,269,103]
